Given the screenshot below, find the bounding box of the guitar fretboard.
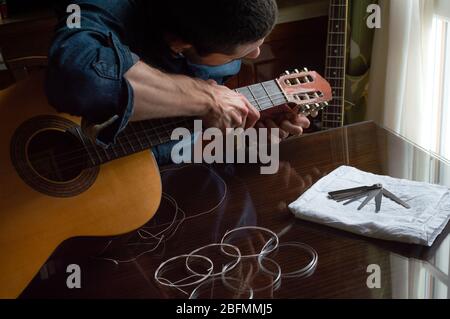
[321,0,348,130]
[235,80,287,111]
[81,80,287,166]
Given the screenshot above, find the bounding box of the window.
[431,1,450,160]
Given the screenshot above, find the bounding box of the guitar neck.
[321,0,348,130]
[83,80,288,165]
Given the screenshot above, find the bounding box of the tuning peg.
[303,67,309,72]
[320,102,329,109]
[311,110,319,118]
[294,69,300,73]
[284,70,291,75]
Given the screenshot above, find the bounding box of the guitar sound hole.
[27,129,87,183]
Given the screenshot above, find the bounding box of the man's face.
[185,38,265,66]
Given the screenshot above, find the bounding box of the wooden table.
[20,122,450,299]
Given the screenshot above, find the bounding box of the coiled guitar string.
[93,164,227,264]
[92,165,318,296]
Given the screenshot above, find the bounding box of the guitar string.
[23,85,326,169]
[19,124,280,183]
[91,192,183,265]
[91,165,318,297]
[19,88,289,166]
[93,164,227,264]
[323,0,346,124]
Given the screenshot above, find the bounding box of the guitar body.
[0,72,162,298]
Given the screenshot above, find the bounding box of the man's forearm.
[125,61,213,121]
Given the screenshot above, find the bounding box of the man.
[46,0,310,165]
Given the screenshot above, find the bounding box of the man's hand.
[202,80,260,131]
[255,112,310,140]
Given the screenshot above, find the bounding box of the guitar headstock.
[276,68,332,118]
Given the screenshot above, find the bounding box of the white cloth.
[289,166,450,246]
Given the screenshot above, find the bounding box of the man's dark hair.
[152,0,278,56]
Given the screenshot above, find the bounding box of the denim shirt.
[46,0,242,165]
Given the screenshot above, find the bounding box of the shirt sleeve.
[46,1,140,147]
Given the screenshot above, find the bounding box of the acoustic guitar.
[0,69,331,298]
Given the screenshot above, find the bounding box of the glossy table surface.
[21,121,450,299]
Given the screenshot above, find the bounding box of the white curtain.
[367,1,450,298]
[367,0,437,152]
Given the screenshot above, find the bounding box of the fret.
[101,147,111,161]
[327,47,345,54]
[251,83,276,110]
[247,85,263,111]
[74,127,98,166]
[327,71,343,78]
[261,80,288,106]
[108,144,121,159]
[327,33,345,39]
[116,135,129,155]
[121,129,136,153]
[261,82,275,109]
[129,123,145,150]
[149,120,164,145]
[138,121,154,147]
[142,121,163,146]
[322,112,344,117]
[92,145,106,164]
[157,118,175,142]
[235,87,255,105]
[322,120,343,124]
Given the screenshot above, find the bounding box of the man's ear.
[165,33,192,54]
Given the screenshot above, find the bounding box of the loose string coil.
[220,226,280,259]
[154,254,214,288]
[92,166,318,296]
[154,226,319,298]
[94,164,227,264]
[186,243,242,278]
[189,276,254,299]
[258,242,318,279]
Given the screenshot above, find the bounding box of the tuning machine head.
[278,68,333,113]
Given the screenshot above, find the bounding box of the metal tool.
[328,184,411,213]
